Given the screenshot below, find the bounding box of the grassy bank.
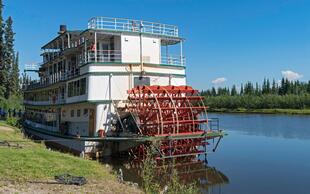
[209,108,310,115]
[0,122,141,193]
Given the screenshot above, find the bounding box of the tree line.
[201,78,310,110]
[0,0,21,110]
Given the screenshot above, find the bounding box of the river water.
[104,113,310,194]
[206,113,310,194]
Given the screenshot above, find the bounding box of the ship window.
[68,82,73,97]
[70,109,74,117]
[77,109,81,117]
[134,77,150,87]
[68,78,86,97]
[74,81,78,96]
[80,78,86,95]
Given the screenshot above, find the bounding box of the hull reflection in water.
[101,158,229,192]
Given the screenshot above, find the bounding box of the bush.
[142,145,199,194]
[6,117,20,128]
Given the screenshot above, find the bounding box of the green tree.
[240,84,244,95]
[11,52,20,95]
[266,79,271,94]
[4,16,15,98]
[307,81,310,94]
[271,79,277,94]
[244,82,254,95]
[255,82,260,95]
[0,0,6,97]
[211,87,216,96]
[231,85,237,96]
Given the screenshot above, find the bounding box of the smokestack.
[58,25,67,34]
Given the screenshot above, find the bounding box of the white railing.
[82,50,122,64]
[88,17,179,37]
[25,70,80,90]
[161,55,186,66]
[24,98,65,106]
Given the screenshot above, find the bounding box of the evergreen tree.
[307,81,310,94]
[240,84,244,95]
[255,82,260,95]
[11,52,20,95]
[262,78,267,94]
[4,16,15,98]
[271,79,277,94]
[279,78,285,95]
[0,0,5,97]
[266,79,271,94]
[244,82,254,95]
[231,85,237,96]
[211,87,216,96]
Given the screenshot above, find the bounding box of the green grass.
[0,126,114,182]
[0,120,14,128]
[209,108,310,115]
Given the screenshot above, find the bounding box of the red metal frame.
[126,85,213,162]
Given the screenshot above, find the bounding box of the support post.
[108,73,113,132]
[139,21,143,74]
[84,38,87,63]
[109,73,112,101]
[67,33,70,48]
[180,40,183,66]
[61,37,64,50]
[94,32,97,62]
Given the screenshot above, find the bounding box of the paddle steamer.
[23,17,224,158]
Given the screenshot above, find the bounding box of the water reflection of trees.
[102,158,229,193]
[172,161,229,193]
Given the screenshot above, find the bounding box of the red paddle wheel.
[126,85,221,162]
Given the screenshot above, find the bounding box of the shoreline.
[0,122,142,194]
[208,108,310,115]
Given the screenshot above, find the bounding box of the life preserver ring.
[98,129,105,137]
[91,44,96,51]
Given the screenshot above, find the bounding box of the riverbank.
[0,122,142,194]
[208,108,310,115]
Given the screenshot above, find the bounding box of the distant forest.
[202,78,310,110]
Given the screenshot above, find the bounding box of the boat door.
[88,109,95,136]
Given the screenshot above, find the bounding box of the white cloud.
[212,77,227,85]
[281,70,303,81]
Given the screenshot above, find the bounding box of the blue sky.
[4,0,310,90]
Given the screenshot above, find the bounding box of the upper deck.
[87,17,179,38]
[23,17,186,92]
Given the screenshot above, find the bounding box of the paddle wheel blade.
[125,85,224,162]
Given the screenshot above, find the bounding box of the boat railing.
[24,98,65,106]
[81,50,122,64]
[88,17,179,37]
[208,118,220,131]
[24,69,80,90]
[161,55,186,66]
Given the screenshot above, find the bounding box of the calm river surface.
[206,113,310,194]
[104,113,310,194]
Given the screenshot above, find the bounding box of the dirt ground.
[0,179,143,194]
[0,125,14,132]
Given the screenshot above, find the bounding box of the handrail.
[161,55,186,66]
[81,50,122,64]
[24,69,80,90]
[88,17,179,37]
